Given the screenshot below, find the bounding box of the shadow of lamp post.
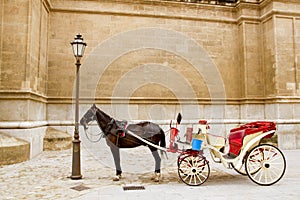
[70,34,87,180]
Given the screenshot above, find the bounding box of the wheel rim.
[231,162,247,176]
[178,154,210,186]
[246,144,286,186]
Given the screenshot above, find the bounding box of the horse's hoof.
[151,173,161,182]
[113,175,122,181]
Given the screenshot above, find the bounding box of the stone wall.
[0,0,49,158]
[0,0,300,159]
[0,0,49,93]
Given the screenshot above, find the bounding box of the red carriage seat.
[228,121,276,156]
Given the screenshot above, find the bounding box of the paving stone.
[0,143,299,200]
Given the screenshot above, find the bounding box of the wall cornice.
[45,0,300,28]
[46,96,300,105]
[2,90,299,105]
[47,0,237,24]
[0,90,47,103]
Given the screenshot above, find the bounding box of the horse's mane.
[95,106,112,121]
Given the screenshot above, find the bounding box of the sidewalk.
[0,140,299,200]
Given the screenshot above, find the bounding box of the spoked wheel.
[177,149,202,167]
[245,144,286,186]
[178,154,210,186]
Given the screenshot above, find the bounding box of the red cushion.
[228,121,276,156]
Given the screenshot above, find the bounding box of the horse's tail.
[159,129,167,158]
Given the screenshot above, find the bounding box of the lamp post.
[70,34,87,180]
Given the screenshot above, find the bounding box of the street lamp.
[70,34,87,180]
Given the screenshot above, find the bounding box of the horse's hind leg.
[110,146,122,181]
[151,149,161,182]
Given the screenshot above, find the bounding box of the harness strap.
[125,129,166,152]
[116,131,120,146]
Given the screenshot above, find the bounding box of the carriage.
[169,115,286,186]
[80,105,286,186]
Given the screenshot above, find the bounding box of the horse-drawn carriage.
[80,105,286,186]
[172,118,285,186]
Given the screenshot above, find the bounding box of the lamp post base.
[71,138,82,180]
[70,175,82,180]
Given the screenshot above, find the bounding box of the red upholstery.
[228,122,276,156]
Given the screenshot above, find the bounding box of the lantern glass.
[71,34,87,60]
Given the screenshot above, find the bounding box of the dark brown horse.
[80,104,166,181]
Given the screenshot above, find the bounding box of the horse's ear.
[177,113,182,125]
[92,103,96,108]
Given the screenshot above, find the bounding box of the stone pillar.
[0,0,50,158]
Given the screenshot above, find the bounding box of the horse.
[80,104,166,182]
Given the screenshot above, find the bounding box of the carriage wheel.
[178,154,210,186]
[231,162,247,176]
[245,144,286,186]
[177,149,201,167]
[177,153,186,167]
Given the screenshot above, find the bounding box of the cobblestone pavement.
[1,138,299,200]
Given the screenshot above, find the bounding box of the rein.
[83,126,105,143]
[83,119,143,146]
[81,109,107,143]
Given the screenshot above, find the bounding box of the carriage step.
[222,153,237,160]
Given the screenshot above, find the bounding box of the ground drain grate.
[123,185,145,191]
[70,185,90,191]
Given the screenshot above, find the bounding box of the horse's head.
[80,104,97,129]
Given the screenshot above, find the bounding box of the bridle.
[81,107,106,143]
[82,106,120,142]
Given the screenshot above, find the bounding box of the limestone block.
[181,104,204,120]
[0,133,30,165]
[111,104,139,120]
[224,105,239,120]
[293,104,300,120]
[0,99,46,122]
[277,124,297,149]
[278,132,296,150]
[0,100,28,121]
[43,127,72,151]
[265,104,278,120]
[240,104,264,119]
[47,104,74,122]
[2,127,46,158]
[278,104,293,119]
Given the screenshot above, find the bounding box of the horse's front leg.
[151,149,161,182]
[110,145,122,181]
